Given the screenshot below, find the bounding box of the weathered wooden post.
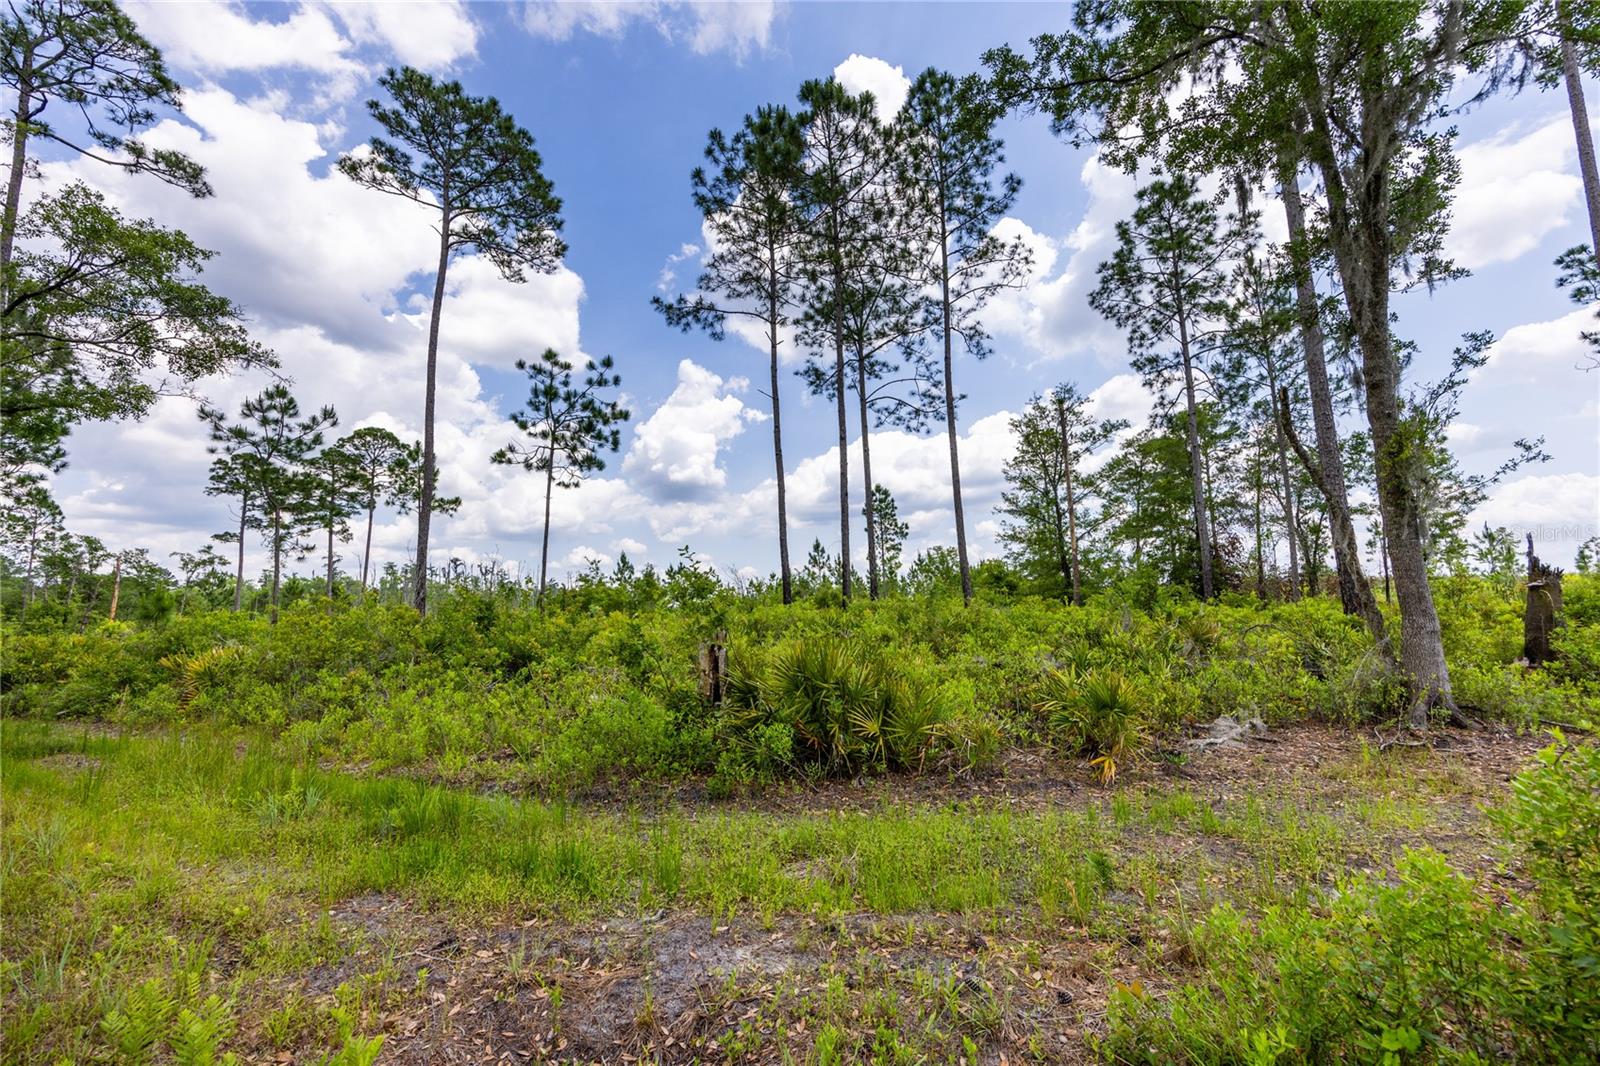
[1522,533,1564,666]
[698,628,728,705]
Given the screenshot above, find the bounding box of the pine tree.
[1000,385,1127,604]
[654,105,807,603]
[868,483,910,592]
[306,448,361,602]
[340,67,565,616]
[1090,175,1238,599]
[1276,151,1387,637]
[897,68,1031,606]
[1218,180,1302,600]
[328,427,408,593]
[199,385,335,622]
[797,113,939,600]
[0,2,270,505]
[0,0,208,274]
[984,0,1555,717]
[491,350,628,600]
[794,78,890,603]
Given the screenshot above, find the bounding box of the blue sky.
[41,1,1600,584]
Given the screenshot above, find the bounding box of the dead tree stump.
[1523,533,1564,666]
[698,629,728,705]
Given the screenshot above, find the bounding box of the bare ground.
[239,722,1549,1065]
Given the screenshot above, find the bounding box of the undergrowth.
[3,576,1593,795]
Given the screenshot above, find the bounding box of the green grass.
[0,718,1546,1064]
[2,721,1425,924]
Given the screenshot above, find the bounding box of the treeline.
[2,2,1598,727]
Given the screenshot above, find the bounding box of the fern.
[100,979,175,1066]
[170,995,239,1066]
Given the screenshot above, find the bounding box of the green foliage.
[2,185,273,493]
[1037,668,1145,784]
[723,639,953,778]
[1100,735,1600,1064]
[3,575,1595,795]
[98,972,235,1066]
[490,349,629,596]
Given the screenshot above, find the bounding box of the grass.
[1,717,1528,1064]
[1,722,1440,921]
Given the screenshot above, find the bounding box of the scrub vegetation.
[4,1,1600,1063]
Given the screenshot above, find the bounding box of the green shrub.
[3,574,1594,792]
[1037,668,1146,784]
[1099,735,1600,1064]
[723,639,953,778]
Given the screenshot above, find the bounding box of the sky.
[36,0,1600,586]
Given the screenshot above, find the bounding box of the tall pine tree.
[340,67,565,616]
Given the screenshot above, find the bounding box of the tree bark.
[938,212,973,605]
[1051,494,1071,599]
[233,492,248,613]
[1523,533,1564,666]
[2,50,33,279]
[414,211,452,616]
[834,328,851,602]
[539,460,554,603]
[270,510,282,625]
[1332,159,1452,723]
[1055,397,1084,606]
[1562,31,1600,255]
[1263,360,1300,601]
[107,555,122,622]
[361,501,375,592]
[768,275,793,604]
[325,517,336,606]
[1253,436,1267,600]
[1174,306,1215,598]
[856,348,880,599]
[1279,154,1385,640]
[22,525,37,619]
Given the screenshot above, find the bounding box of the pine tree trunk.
[1056,398,1083,606]
[856,349,879,599]
[539,460,555,603]
[1562,30,1600,254]
[270,510,282,625]
[1048,467,1071,599]
[1043,457,1068,598]
[1253,442,1266,600]
[1264,356,1300,600]
[415,212,452,616]
[326,519,335,606]
[1175,309,1215,598]
[361,501,375,592]
[768,279,793,604]
[939,217,972,605]
[1279,154,1384,639]
[22,527,37,619]
[2,57,32,278]
[233,492,248,613]
[832,271,852,602]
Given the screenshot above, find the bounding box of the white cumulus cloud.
[623,360,759,501]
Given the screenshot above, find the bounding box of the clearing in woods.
[2,719,1550,1064]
